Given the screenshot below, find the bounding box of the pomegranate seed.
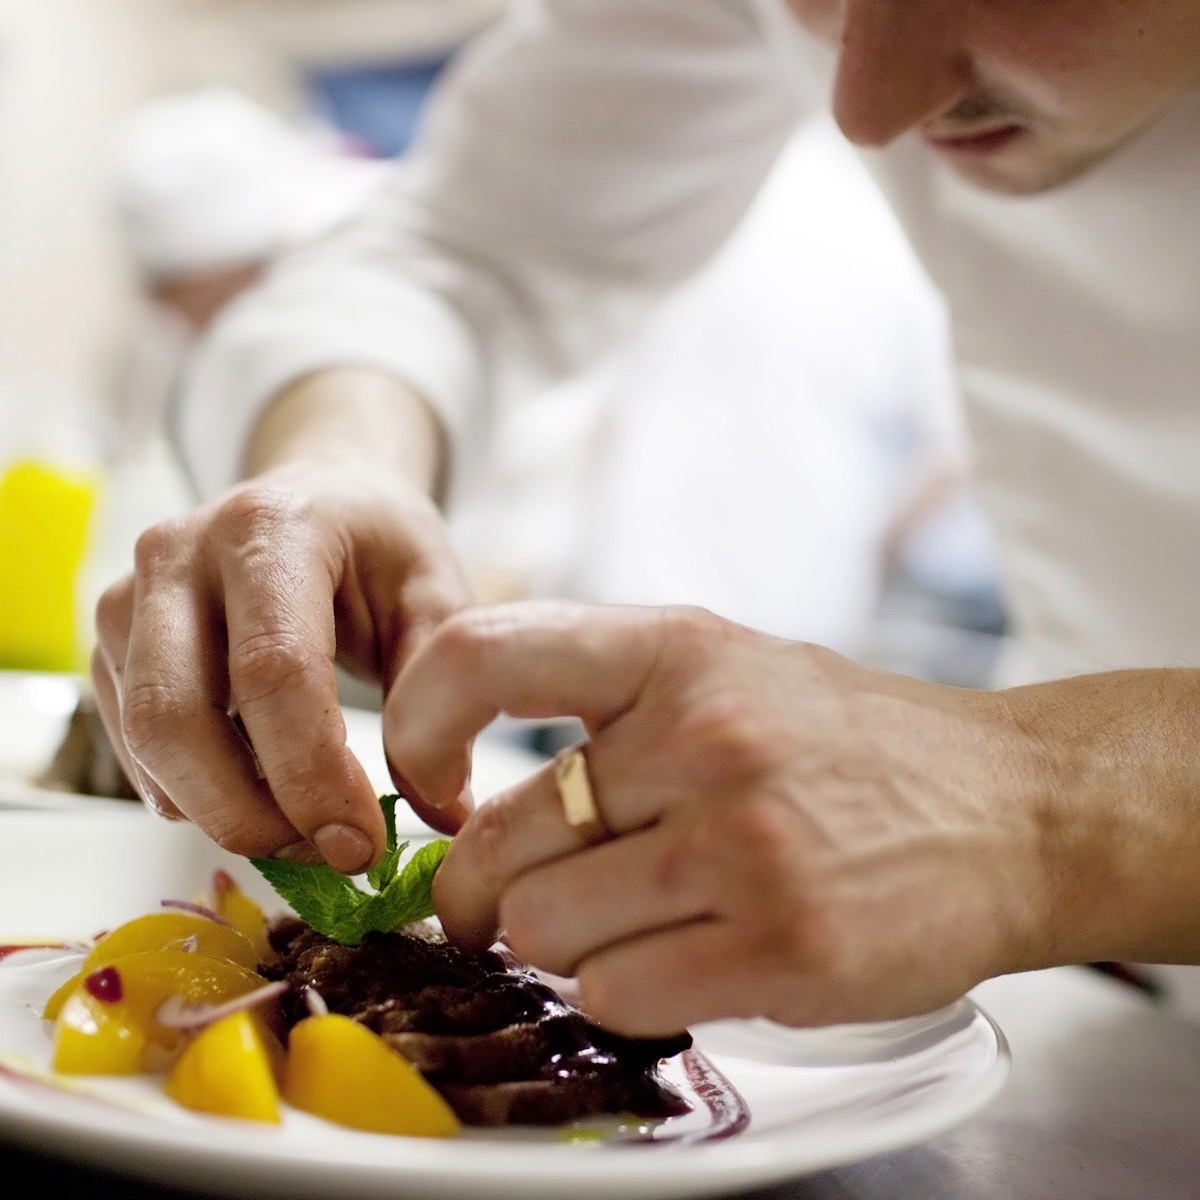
[83,965,124,1003]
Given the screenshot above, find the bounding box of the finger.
[494,822,718,978]
[391,780,474,838]
[118,526,307,857]
[220,513,385,874]
[385,528,476,673]
[89,641,182,818]
[93,578,180,817]
[432,745,671,952]
[361,506,476,834]
[575,919,761,1038]
[385,600,662,811]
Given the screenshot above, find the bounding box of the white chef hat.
[110,85,385,280]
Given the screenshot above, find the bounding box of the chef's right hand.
[90,369,475,874]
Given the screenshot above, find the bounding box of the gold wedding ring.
[554,746,609,845]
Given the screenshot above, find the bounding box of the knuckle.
[264,758,323,808]
[93,580,131,646]
[496,885,546,962]
[121,682,188,763]
[719,797,795,869]
[465,795,521,880]
[652,815,716,894]
[426,607,509,673]
[722,831,837,981]
[678,697,780,780]
[723,854,835,982]
[716,799,824,942]
[229,630,324,705]
[204,815,283,861]
[209,484,299,546]
[657,604,724,653]
[795,639,844,681]
[131,517,189,576]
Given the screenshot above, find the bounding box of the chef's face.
[786,0,1200,194]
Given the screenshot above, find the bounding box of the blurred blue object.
[304,55,450,158]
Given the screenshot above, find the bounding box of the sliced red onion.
[303,986,329,1016]
[211,869,236,897]
[154,980,287,1030]
[160,898,233,927]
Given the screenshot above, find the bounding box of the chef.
[92,2,1200,1033]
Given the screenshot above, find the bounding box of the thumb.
[383,600,664,814]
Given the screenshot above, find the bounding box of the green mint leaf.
[366,795,403,892]
[249,794,451,945]
[371,838,450,927]
[251,857,370,934]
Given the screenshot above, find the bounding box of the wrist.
[243,367,446,499]
[1004,670,1200,968]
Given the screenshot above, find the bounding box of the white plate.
[0,670,548,832]
[0,670,101,810]
[0,809,1009,1199]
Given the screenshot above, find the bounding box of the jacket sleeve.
[172,0,808,499]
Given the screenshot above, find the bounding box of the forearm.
[243,367,446,499]
[173,3,802,504]
[93,359,474,875]
[1005,668,1200,968]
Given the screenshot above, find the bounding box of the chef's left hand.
[383,599,1053,1038]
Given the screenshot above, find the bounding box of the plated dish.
[0,809,1009,1199]
[0,670,546,832]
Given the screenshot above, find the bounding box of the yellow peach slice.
[42,969,84,1023]
[52,950,269,1075]
[164,1010,282,1123]
[83,910,260,971]
[43,912,260,1024]
[282,1014,460,1138]
[207,872,271,962]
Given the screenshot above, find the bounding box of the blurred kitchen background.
[0,0,1007,706]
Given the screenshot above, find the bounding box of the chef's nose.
[830,0,969,147]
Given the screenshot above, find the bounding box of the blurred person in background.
[96,84,386,580]
[49,83,389,750]
[206,0,508,157]
[91,2,1200,1032]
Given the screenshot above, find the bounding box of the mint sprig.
[250,794,450,945]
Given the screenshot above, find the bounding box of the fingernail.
[386,752,475,813]
[386,760,434,809]
[273,840,324,866]
[313,823,376,874]
[132,765,181,820]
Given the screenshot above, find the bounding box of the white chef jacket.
[532,115,965,658]
[175,0,1200,688]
